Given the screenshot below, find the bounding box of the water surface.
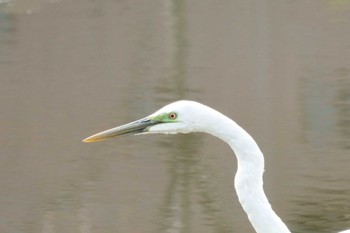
[0,0,350,233]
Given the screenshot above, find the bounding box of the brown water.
[1,0,350,233]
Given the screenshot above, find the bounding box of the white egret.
[83,100,349,233]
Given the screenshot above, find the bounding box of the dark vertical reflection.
[0,11,17,64]
[298,69,350,151]
[154,0,200,104]
[156,135,200,233]
[156,135,233,233]
[153,1,229,232]
[298,75,337,149]
[167,0,188,98]
[334,69,350,150]
[294,69,350,232]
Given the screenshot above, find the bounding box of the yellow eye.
[168,112,177,120]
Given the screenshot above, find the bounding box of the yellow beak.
[83,117,160,142]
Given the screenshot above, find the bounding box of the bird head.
[83,100,208,142]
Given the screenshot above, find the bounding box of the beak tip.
[82,138,90,143]
[82,137,96,143]
[82,136,106,143]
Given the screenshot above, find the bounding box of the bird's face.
[83,100,203,142]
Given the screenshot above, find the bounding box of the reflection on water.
[299,72,350,150]
[335,73,350,149]
[0,8,16,65]
[293,70,350,232]
[0,0,350,233]
[155,135,233,233]
[0,0,60,14]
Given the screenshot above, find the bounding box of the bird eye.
[168,112,177,120]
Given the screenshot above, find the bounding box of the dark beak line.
[83,118,160,142]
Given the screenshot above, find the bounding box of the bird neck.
[205,111,291,233]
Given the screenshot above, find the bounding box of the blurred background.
[1,0,350,232]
